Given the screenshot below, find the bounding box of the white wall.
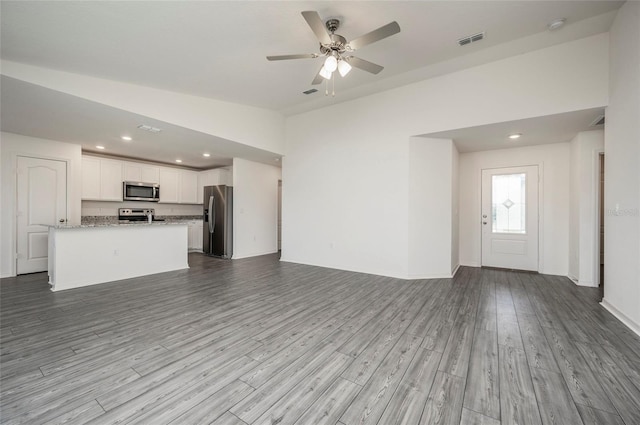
[451,143,460,275]
[284,34,607,278]
[569,134,580,280]
[408,137,457,278]
[459,143,570,275]
[0,132,82,277]
[232,158,281,259]
[282,111,410,278]
[1,61,285,155]
[569,130,604,286]
[602,1,640,334]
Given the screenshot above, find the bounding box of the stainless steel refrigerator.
[203,185,233,258]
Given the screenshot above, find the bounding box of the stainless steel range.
[118,208,164,222]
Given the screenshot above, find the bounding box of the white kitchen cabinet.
[159,168,180,203]
[197,168,232,204]
[100,159,124,201]
[83,156,201,204]
[187,220,203,251]
[81,156,123,201]
[123,162,160,184]
[179,170,198,204]
[81,156,101,200]
[162,168,198,204]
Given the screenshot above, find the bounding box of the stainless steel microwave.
[123,181,160,202]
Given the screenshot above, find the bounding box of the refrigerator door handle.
[208,195,215,234]
[209,196,216,233]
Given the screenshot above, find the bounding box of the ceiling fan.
[267,11,401,88]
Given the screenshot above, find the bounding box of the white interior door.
[17,156,67,274]
[481,165,538,271]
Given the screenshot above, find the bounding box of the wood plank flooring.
[2,253,640,424]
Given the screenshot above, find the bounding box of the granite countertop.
[80,215,203,226]
[46,221,191,229]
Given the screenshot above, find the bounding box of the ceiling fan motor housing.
[319,19,348,55]
[325,18,340,33]
[320,34,347,55]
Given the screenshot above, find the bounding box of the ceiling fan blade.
[267,53,318,61]
[301,11,332,45]
[347,21,400,51]
[346,56,384,74]
[311,65,325,85]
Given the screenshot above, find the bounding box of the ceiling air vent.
[137,124,162,133]
[303,88,318,95]
[458,31,485,46]
[590,115,605,127]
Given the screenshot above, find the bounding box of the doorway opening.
[598,153,605,288]
[277,179,282,255]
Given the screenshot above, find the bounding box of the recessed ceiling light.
[508,133,522,140]
[202,153,211,157]
[175,159,182,163]
[96,145,105,150]
[548,18,566,31]
[121,136,132,141]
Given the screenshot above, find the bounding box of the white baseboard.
[459,261,480,268]
[451,263,460,277]
[279,257,403,279]
[568,274,598,287]
[600,298,640,337]
[233,250,279,260]
[279,257,441,280]
[406,273,455,279]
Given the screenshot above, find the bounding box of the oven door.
[123,182,160,202]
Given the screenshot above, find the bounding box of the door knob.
[59,219,66,223]
[482,221,487,225]
[482,214,487,218]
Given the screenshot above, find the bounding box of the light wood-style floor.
[1,253,640,425]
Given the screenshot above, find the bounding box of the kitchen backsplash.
[81,215,202,225]
[82,200,202,217]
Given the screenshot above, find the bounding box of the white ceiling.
[0,1,622,166]
[423,108,605,153]
[0,76,281,169]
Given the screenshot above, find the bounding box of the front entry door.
[481,166,538,271]
[16,156,67,274]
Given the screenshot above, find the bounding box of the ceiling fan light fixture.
[319,66,333,80]
[266,11,400,94]
[324,55,338,72]
[338,59,352,77]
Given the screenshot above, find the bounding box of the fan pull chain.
[325,79,329,96]
[332,75,335,97]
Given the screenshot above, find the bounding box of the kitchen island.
[47,222,189,291]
